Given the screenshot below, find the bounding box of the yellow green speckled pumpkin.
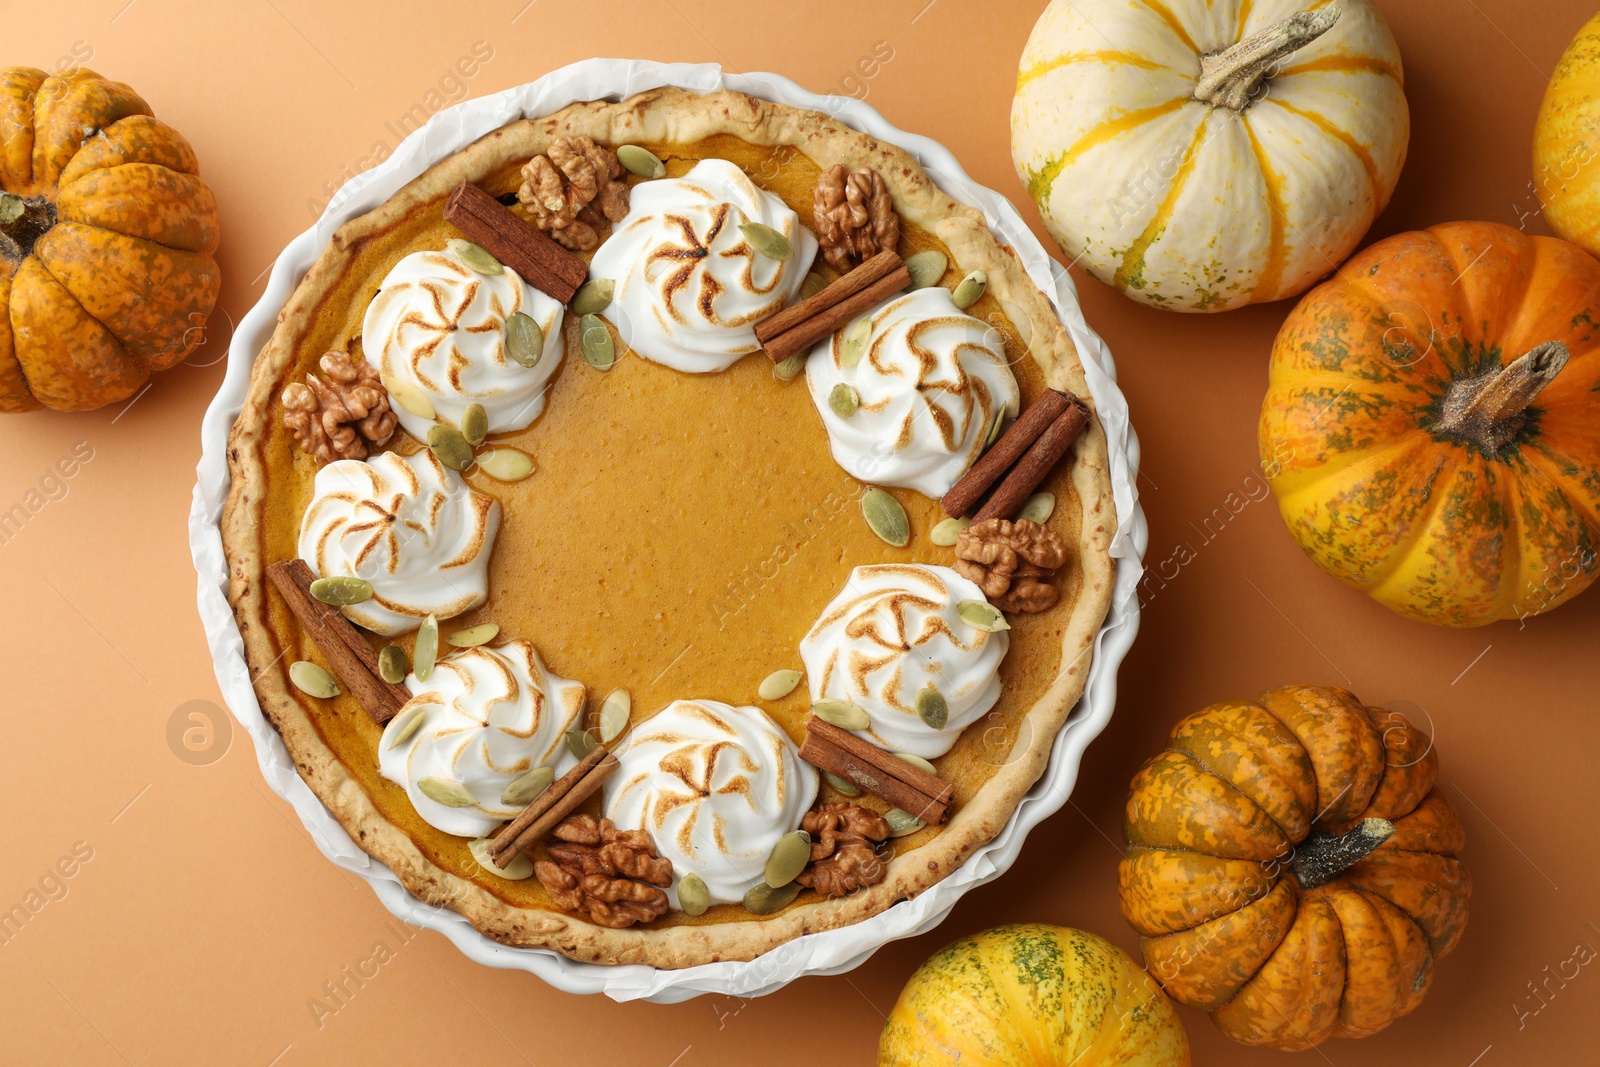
[1261,221,1600,626]
[1533,11,1600,261]
[0,66,220,412]
[879,924,1190,1066]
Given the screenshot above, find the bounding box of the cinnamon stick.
[267,559,411,724]
[444,180,587,304]
[973,401,1092,523]
[801,718,953,825]
[490,745,618,866]
[942,389,1081,518]
[755,250,904,346]
[761,261,912,364]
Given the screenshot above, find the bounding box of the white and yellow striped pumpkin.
[1011,0,1409,313]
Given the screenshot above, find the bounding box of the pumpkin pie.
[222,87,1116,968]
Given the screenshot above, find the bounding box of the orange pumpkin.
[1261,222,1600,626]
[1119,685,1469,1051]
[0,67,220,412]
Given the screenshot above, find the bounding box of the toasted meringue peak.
[364,247,564,439]
[297,449,499,636]
[806,286,1019,498]
[605,699,818,905]
[588,158,819,374]
[378,640,585,838]
[799,564,1008,758]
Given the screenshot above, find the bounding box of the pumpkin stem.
[1193,5,1343,111]
[1434,341,1571,455]
[1290,816,1394,889]
[0,191,56,263]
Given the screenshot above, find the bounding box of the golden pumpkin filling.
[254,136,1080,925]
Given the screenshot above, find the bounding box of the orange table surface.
[4,2,1597,1064]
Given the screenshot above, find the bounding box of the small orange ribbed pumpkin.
[1119,686,1470,1051]
[0,67,220,412]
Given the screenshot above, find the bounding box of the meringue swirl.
[605,700,818,905]
[378,640,585,838]
[588,158,818,374]
[806,286,1020,498]
[297,449,499,636]
[364,247,564,439]
[799,564,1008,759]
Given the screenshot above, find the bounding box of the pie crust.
[222,87,1116,968]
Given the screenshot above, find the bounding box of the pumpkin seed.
[839,316,871,368]
[580,314,615,369]
[773,351,807,382]
[930,517,971,547]
[829,383,860,419]
[1019,491,1056,524]
[617,144,665,179]
[764,830,812,888]
[386,704,428,749]
[893,752,938,775]
[447,622,498,648]
[0,193,23,224]
[571,278,615,315]
[500,765,554,807]
[823,771,862,797]
[915,685,948,730]
[448,239,504,276]
[460,403,489,447]
[504,311,544,368]
[957,599,1010,632]
[377,644,408,684]
[566,727,598,759]
[758,669,802,701]
[476,447,536,482]
[884,807,926,837]
[984,408,1007,449]
[739,222,793,261]
[800,271,828,299]
[951,270,987,310]
[427,423,473,471]
[905,249,948,290]
[414,614,439,681]
[677,872,712,916]
[861,488,910,547]
[468,837,534,880]
[743,880,802,915]
[599,689,631,743]
[382,376,435,420]
[309,575,373,606]
[419,776,477,807]
[289,661,339,699]
[812,699,871,731]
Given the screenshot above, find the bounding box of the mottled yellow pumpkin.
[1011,0,1408,312]
[1262,222,1600,626]
[1534,12,1600,260]
[0,67,220,412]
[879,924,1190,1066]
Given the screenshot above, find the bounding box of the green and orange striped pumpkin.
[1010,0,1408,312]
[1120,686,1469,1050]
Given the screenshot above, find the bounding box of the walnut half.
[517,135,630,252]
[953,517,1069,614]
[281,351,396,465]
[813,164,900,274]
[795,802,891,897]
[534,814,673,929]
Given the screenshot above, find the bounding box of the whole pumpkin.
[1261,221,1600,626]
[879,924,1190,1066]
[1010,0,1408,313]
[1533,12,1600,260]
[0,67,220,412]
[1120,686,1469,1050]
